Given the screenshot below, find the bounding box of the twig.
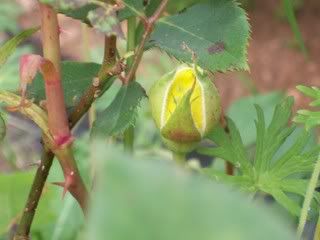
[123,16,136,152]
[123,0,169,84]
[69,35,119,124]
[14,149,54,240]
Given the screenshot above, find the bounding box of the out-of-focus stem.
[172,151,186,165]
[123,16,136,153]
[298,152,320,239]
[69,36,117,124]
[81,23,96,128]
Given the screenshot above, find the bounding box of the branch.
[69,35,119,125]
[13,35,118,240]
[123,0,169,84]
[14,149,54,240]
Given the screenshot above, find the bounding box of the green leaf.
[227,91,285,146]
[91,82,146,137]
[53,0,143,24]
[149,1,250,72]
[86,142,295,240]
[199,97,320,216]
[0,46,33,91]
[0,27,39,68]
[28,61,101,109]
[282,0,307,57]
[294,85,320,130]
[59,3,97,24]
[145,0,207,16]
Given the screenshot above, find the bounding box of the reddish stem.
[39,3,88,211]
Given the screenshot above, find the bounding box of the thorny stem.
[297,152,320,239]
[13,3,90,239]
[123,0,169,84]
[13,35,118,240]
[14,149,54,240]
[123,16,136,152]
[39,2,88,210]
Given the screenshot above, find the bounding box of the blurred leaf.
[40,0,89,10]
[91,82,146,137]
[227,91,285,146]
[28,61,101,109]
[0,46,33,91]
[0,28,39,68]
[88,7,124,37]
[199,97,320,216]
[294,85,320,130]
[0,0,21,32]
[59,3,97,24]
[149,1,250,72]
[282,0,307,57]
[86,142,295,240]
[0,170,61,237]
[53,0,143,24]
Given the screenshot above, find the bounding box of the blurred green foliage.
[86,142,296,240]
[0,1,21,33]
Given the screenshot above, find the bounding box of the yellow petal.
[162,67,205,134]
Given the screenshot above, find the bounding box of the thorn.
[52,171,75,199]
[58,26,70,36]
[27,160,41,168]
[39,100,47,110]
[92,77,100,87]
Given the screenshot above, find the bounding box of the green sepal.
[161,87,201,143]
[148,70,175,129]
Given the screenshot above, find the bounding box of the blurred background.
[0,0,319,239]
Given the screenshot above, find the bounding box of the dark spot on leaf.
[143,0,149,6]
[178,8,187,14]
[207,42,225,54]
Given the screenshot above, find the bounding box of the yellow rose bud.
[149,64,221,153]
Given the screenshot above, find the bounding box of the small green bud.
[149,64,221,153]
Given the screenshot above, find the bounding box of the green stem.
[172,152,187,165]
[123,16,136,153]
[81,23,96,129]
[14,149,54,240]
[297,152,320,238]
[314,220,320,240]
[123,0,169,84]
